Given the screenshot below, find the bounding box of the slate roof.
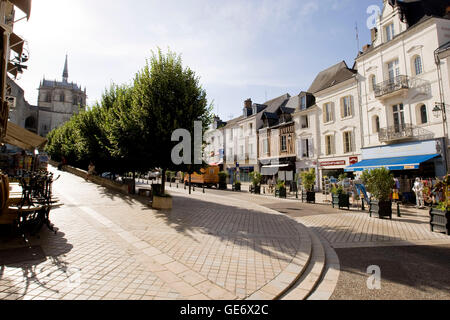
[308,61,357,94]
[391,0,449,27]
[41,79,84,92]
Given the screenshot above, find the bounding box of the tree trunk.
[189,173,192,195]
[132,172,136,195]
[161,168,166,195]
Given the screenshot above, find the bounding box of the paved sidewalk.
[0,167,308,300]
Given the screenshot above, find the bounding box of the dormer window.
[300,96,306,110]
[385,23,395,42]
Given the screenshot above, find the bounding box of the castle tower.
[37,55,87,137]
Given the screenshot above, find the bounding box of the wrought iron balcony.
[378,124,434,143]
[374,75,409,98]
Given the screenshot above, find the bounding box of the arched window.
[414,56,423,75]
[60,93,65,102]
[420,104,428,124]
[25,116,37,132]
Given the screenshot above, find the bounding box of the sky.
[13,0,383,121]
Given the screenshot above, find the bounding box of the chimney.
[370,28,378,44]
[244,98,252,109]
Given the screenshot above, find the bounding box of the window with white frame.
[300,96,307,110]
[325,135,334,156]
[263,138,269,155]
[343,131,353,154]
[385,23,395,42]
[388,59,400,82]
[323,103,333,123]
[249,144,254,157]
[300,138,312,158]
[414,56,423,75]
[281,136,287,152]
[370,75,377,92]
[301,115,309,128]
[341,96,353,118]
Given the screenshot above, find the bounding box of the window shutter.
[340,98,344,119]
[323,106,327,123]
[298,140,303,159]
[331,135,336,154]
[309,138,314,158]
[350,96,354,116]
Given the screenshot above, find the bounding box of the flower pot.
[276,187,287,198]
[233,184,241,192]
[429,207,450,235]
[152,195,173,210]
[332,193,350,210]
[302,191,315,203]
[219,183,227,190]
[250,185,261,194]
[369,200,392,219]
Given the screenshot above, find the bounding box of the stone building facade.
[37,55,86,136]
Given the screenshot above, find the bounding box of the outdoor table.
[8,182,23,206]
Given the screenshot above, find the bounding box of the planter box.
[302,191,316,203]
[218,183,227,190]
[152,195,173,210]
[233,184,241,192]
[276,188,287,198]
[250,185,261,194]
[429,208,450,235]
[332,193,350,210]
[369,200,392,219]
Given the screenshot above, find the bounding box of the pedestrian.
[86,161,96,181]
[412,178,424,209]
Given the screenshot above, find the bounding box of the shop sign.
[320,160,346,167]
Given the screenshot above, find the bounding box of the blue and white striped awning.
[345,154,440,172]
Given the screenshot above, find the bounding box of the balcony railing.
[374,75,409,98]
[378,124,434,143]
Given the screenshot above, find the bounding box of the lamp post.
[433,102,449,173]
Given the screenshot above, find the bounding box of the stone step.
[307,232,340,300]
[246,223,313,300]
[279,228,326,300]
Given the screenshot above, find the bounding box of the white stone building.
[37,55,86,136]
[348,0,450,179]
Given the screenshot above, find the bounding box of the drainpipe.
[434,46,448,173]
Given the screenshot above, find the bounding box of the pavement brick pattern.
[0,167,308,300]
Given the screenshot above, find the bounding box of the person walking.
[412,178,425,209]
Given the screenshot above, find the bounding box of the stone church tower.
[37,55,87,136]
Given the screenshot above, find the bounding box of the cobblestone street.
[0,167,449,300]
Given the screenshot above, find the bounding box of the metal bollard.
[193,185,195,192]
[361,199,365,211]
[203,185,205,193]
[397,202,401,217]
[177,183,179,189]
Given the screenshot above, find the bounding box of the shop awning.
[10,32,24,56]
[10,0,32,20]
[2,121,47,151]
[345,154,440,172]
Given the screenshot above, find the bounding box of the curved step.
[307,232,340,300]
[246,223,313,300]
[279,229,326,300]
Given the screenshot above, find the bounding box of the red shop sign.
[320,160,346,167]
[349,157,359,165]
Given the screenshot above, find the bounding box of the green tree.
[132,49,213,194]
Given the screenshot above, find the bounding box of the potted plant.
[218,171,228,190]
[331,185,350,210]
[362,168,394,219]
[430,175,450,235]
[233,181,241,192]
[275,180,287,198]
[300,168,316,203]
[249,171,262,194]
